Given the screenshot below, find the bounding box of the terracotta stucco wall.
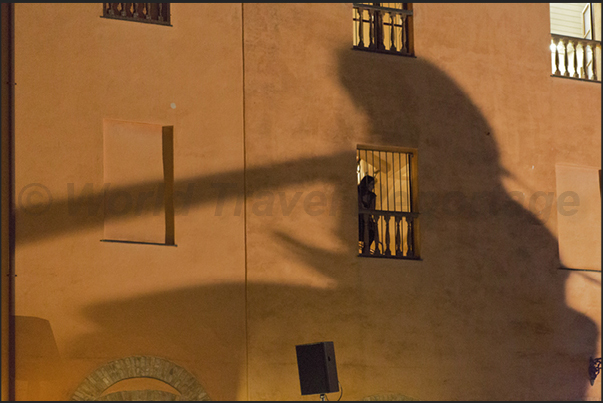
[1,3,14,401]
[12,3,601,401]
[14,3,246,400]
[242,3,601,400]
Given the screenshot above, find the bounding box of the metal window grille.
[102,3,171,26]
[357,146,419,259]
[353,3,413,56]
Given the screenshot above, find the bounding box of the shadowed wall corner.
[1,2,15,401]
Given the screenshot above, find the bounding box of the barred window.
[357,145,419,259]
[353,3,413,56]
[102,3,171,26]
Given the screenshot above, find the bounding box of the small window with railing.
[357,146,419,260]
[549,2,601,81]
[353,3,414,56]
[102,3,171,26]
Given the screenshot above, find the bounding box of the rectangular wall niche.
[555,163,601,271]
[103,119,175,245]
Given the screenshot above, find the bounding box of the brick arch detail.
[97,390,178,401]
[71,356,210,401]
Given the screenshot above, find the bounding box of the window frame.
[357,144,420,260]
[582,3,592,40]
[352,3,415,57]
[101,3,172,27]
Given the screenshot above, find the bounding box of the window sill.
[557,267,601,273]
[550,74,601,83]
[100,15,172,27]
[352,46,416,58]
[358,254,421,261]
[101,239,177,247]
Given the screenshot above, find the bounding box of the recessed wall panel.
[103,119,166,244]
[555,163,601,271]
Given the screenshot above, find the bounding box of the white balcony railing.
[551,34,601,82]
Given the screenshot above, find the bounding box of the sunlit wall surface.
[10,3,601,401]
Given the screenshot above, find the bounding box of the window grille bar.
[377,8,384,50]
[407,153,413,213]
[371,149,375,185]
[398,151,402,212]
[392,152,397,212]
[389,13,396,52]
[369,9,372,47]
[385,152,390,211]
[379,150,383,211]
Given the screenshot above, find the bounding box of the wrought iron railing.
[590,357,601,386]
[353,3,413,56]
[551,34,601,82]
[102,3,170,26]
[359,209,419,259]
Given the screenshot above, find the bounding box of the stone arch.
[71,355,210,401]
[362,393,419,401]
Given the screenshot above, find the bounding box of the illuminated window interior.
[357,146,419,259]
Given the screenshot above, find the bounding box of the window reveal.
[357,146,419,259]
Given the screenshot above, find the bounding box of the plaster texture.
[9,3,602,401]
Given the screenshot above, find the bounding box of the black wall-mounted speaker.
[295,341,339,396]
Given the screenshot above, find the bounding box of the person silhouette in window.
[358,175,377,252]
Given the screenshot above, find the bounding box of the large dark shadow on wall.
[240,50,598,399]
[16,48,598,400]
[272,49,598,399]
